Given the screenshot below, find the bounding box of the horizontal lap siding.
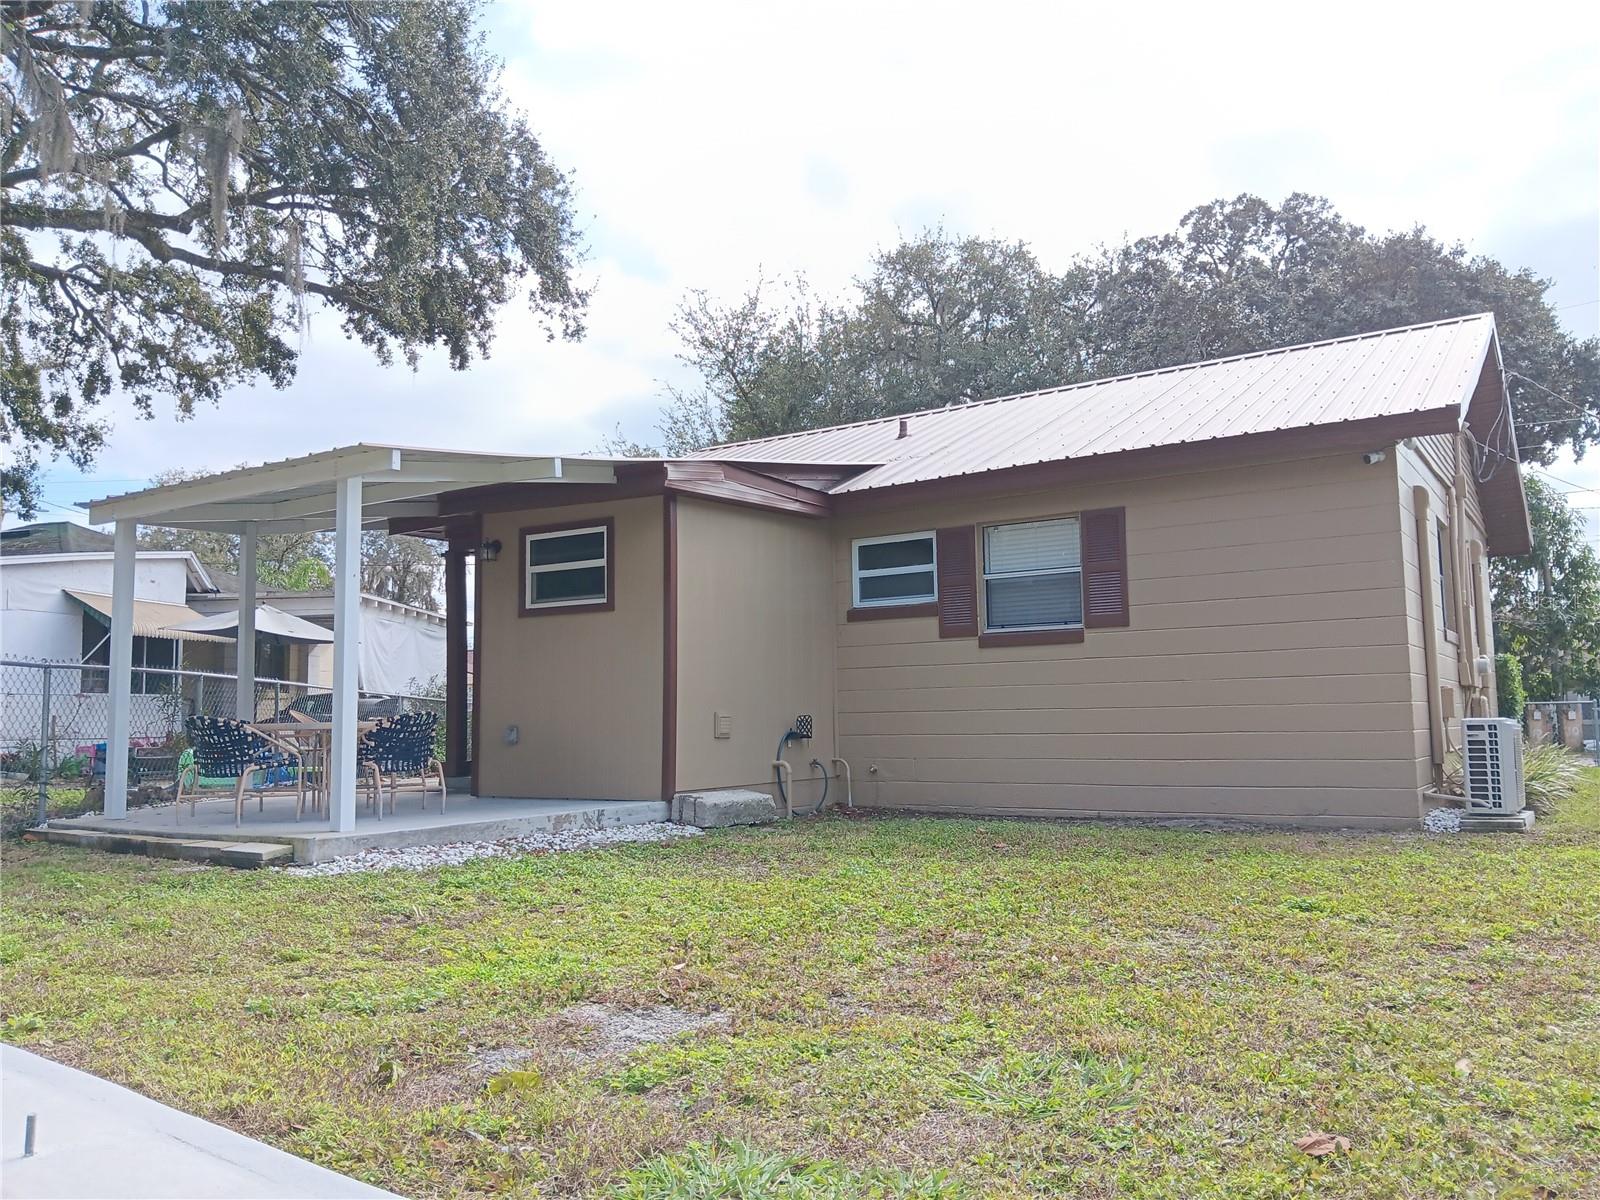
[833,451,1419,822]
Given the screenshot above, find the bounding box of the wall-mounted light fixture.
[479,538,502,562]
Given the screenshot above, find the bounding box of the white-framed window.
[523,521,610,612]
[982,517,1083,631]
[852,531,937,607]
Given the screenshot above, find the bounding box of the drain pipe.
[830,758,854,810]
[1413,485,1446,787]
[771,758,794,819]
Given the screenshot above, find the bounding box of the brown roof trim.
[663,461,831,516]
[1462,337,1533,557]
[830,406,1465,515]
[438,460,829,520]
[440,462,669,518]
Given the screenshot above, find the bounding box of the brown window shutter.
[1082,507,1129,628]
[936,526,979,637]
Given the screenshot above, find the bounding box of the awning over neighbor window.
[164,604,336,645]
[64,590,234,644]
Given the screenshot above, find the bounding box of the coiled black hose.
[774,729,831,816]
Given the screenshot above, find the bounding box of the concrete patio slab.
[0,1044,398,1199]
[44,793,670,864]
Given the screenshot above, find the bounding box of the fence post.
[35,666,52,827]
[274,680,281,720]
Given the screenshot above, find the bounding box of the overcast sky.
[11,0,1599,530]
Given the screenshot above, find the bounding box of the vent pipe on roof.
[897,418,909,439]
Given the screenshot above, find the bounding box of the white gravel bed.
[281,821,703,876]
[1422,807,1464,834]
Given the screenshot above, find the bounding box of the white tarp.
[355,606,446,695]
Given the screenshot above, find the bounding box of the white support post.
[236,523,258,720]
[104,520,137,819]
[328,475,362,832]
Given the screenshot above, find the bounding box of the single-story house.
[0,528,220,677]
[81,313,1528,832]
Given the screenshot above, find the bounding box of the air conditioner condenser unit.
[1461,717,1525,815]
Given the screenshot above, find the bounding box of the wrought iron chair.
[356,711,445,817]
[179,715,305,826]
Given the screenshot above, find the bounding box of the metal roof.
[84,445,621,532]
[66,590,233,643]
[690,314,1500,493]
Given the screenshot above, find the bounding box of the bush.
[1520,740,1586,816]
[1496,653,1526,721]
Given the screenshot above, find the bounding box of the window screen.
[853,532,936,606]
[983,517,1083,630]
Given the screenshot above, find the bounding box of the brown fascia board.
[662,461,831,516]
[828,406,1467,515]
[438,462,670,517]
[435,460,835,520]
[1462,336,1533,558]
[687,460,879,490]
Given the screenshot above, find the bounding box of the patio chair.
[179,715,305,826]
[357,711,445,817]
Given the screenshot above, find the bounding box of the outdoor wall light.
[479,538,502,562]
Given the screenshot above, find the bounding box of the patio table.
[250,720,378,819]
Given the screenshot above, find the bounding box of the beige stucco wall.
[475,496,664,801]
[831,449,1427,827]
[1396,434,1496,793]
[673,498,836,808]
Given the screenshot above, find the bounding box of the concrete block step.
[25,826,292,868]
[671,788,781,828]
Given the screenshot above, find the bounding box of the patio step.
[25,826,292,869]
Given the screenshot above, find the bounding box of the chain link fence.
[1,659,453,835]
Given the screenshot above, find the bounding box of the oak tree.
[2,0,587,514]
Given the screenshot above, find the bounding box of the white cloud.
[13,0,1597,524]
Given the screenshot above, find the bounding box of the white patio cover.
[165,603,335,645]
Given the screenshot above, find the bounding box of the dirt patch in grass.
[563,1003,733,1058]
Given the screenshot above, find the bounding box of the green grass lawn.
[3,783,1597,1200]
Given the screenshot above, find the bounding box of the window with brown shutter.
[936,526,979,637]
[1081,506,1129,628]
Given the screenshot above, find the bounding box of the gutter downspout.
[1454,452,1489,714]
[1413,484,1446,787]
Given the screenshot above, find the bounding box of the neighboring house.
[189,572,446,695]
[0,528,228,745]
[83,313,1530,829]
[0,529,221,680]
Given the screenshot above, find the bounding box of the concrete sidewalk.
[1,1045,399,1199]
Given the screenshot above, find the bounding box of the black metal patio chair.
[179,715,305,826]
[356,710,445,818]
